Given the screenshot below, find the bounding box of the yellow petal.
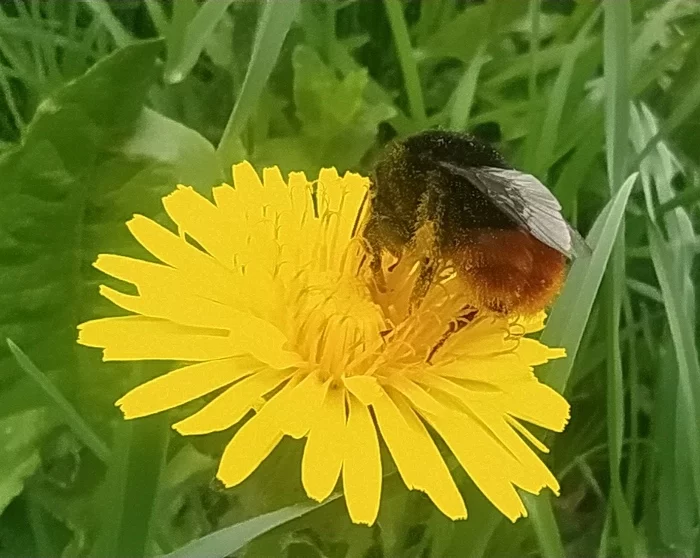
[395,378,528,519]
[77,316,238,361]
[126,215,236,303]
[173,368,293,435]
[212,183,247,239]
[434,354,531,385]
[344,375,384,406]
[372,387,467,520]
[94,254,178,289]
[500,382,570,432]
[506,415,550,453]
[162,185,235,266]
[232,161,264,207]
[94,253,241,311]
[115,357,259,419]
[99,285,233,331]
[517,311,548,333]
[516,338,566,366]
[415,373,497,405]
[399,377,562,519]
[343,393,381,525]
[417,372,570,433]
[315,169,369,272]
[302,383,346,502]
[420,403,527,522]
[395,375,551,491]
[216,382,296,487]
[225,315,301,370]
[266,372,326,438]
[316,167,341,216]
[465,402,560,495]
[261,166,294,213]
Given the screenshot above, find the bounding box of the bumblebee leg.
[426,306,478,363]
[361,216,388,291]
[408,185,446,313]
[408,254,437,313]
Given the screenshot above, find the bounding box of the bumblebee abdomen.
[451,229,566,314]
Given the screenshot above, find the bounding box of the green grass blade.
[0,57,24,134]
[164,0,235,83]
[144,0,169,36]
[217,0,300,165]
[6,339,110,462]
[603,0,631,191]
[27,0,45,81]
[162,499,340,558]
[602,1,635,553]
[442,486,501,558]
[448,43,488,131]
[80,0,131,47]
[649,223,700,526]
[633,78,700,169]
[528,173,637,558]
[658,187,700,214]
[383,0,426,126]
[523,493,566,558]
[540,172,638,393]
[522,0,541,168]
[92,413,170,558]
[531,7,600,176]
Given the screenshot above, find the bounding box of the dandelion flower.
[78,162,570,525]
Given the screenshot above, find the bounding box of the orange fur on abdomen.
[451,228,566,315]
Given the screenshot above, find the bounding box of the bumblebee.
[362,130,588,315]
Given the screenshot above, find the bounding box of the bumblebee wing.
[566,222,592,258]
[438,162,589,258]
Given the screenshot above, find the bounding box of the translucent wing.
[438,163,590,258]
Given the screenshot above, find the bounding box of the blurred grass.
[0,1,699,557]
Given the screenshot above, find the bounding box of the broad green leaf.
[0,39,224,558]
[421,1,527,64]
[0,39,223,402]
[7,339,109,462]
[0,408,53,515]
[0,40,161,383]
[256,45,395,175]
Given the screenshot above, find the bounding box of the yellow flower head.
[78,162,570,525]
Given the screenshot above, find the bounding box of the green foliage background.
[0,0,699,557]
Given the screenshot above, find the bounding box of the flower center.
[288,269,386,382]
